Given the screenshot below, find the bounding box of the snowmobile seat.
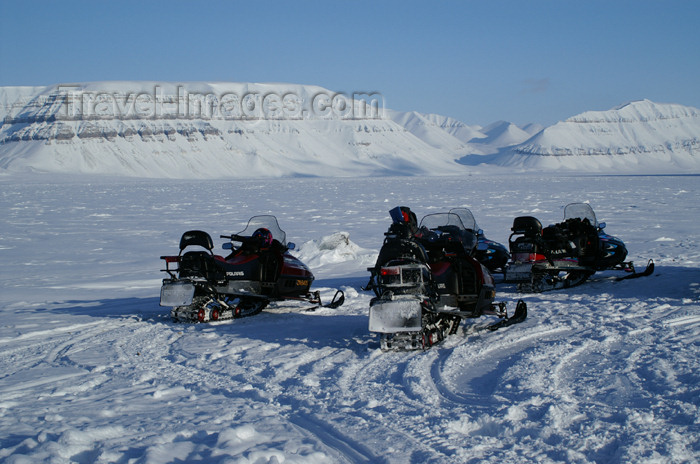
[375,237,429,268]
[179,230,214,253]
[176,231,223,280]
[179,251,224,280]
[511,216,542,237]
[509,217,545,256]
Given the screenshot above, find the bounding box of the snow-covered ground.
[0,174,698,463]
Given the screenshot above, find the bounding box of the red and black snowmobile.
[366,207,526,351]
[504,203,654,292]
[160,215,344,322]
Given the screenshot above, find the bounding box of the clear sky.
[1,0,698,126]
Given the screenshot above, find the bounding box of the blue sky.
[1,0,698,125]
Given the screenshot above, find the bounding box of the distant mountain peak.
[567,99,700,124]
[492,100,700,173]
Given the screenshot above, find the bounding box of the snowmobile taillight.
[514,252,547,263]
[380,266,401,276]
[197,309,206,322]
[234,306,242,317]
[161,256,180,263]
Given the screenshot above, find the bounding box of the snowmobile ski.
[616,259,654,281]
[488,299,527,331]
[304,289,346,311]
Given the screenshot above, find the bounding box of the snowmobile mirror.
[598,222,606,230]
[476,242,489,251]
[287,242,296,251]
[222,242,233,250]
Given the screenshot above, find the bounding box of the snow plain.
[0,173,698,463]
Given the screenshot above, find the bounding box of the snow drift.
[293,231,377,278]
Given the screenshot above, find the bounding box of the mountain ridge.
[1,83,698,177]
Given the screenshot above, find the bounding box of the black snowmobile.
[449,208,510,273]
[160,215,344,322]
[365,207,526,351]
[504,203,654,292]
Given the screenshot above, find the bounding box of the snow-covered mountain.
[387,110,486,147]
[1,82,699,177]
[0,82,470,178]
[489,100,700,172]
[520,122,546,136]
[464,120,534,155]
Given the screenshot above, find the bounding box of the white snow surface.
[1,174,698,463]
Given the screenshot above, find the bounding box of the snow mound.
[293,232,376,268]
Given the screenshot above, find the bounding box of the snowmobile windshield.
[419,213,467,231]
[448,208,478,231]
[419,213,477,251]
[236,215,287,246]
[564,203,597,227]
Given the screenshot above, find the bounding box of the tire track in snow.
[288,413,385,464]
[332,347,461,461]
[0,319,128,399]
[0,321,106,376]
[108,322,259,401]
[210,332,393,463]
[339,344,498,461]
[327,319,575,461]
[664,314,700,328]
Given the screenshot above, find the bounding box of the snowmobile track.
[288,413,383,464]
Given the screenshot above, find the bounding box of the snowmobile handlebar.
[220,234,248,243]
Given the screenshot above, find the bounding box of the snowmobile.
[366,207,526,351]
[504,203,654,292]
[449,208,510,273]
[160,215,344,322]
